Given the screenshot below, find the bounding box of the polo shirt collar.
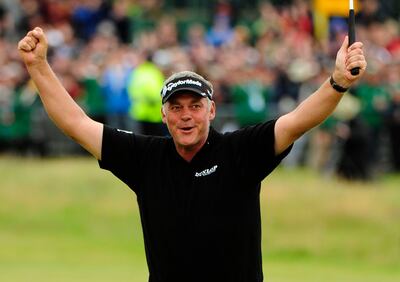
[170,127,221,165]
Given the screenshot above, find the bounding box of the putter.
[349,0,360,75]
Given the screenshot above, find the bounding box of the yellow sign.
[313,0,359,17]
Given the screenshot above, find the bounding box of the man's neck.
[175,139,207,162]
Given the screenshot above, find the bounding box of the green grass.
[0,156,399,282]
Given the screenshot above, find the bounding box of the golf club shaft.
[349,0,360,75]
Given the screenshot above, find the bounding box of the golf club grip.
[348,9,360,75]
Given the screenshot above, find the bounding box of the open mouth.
[180,126,194,133]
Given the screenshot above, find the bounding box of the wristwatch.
[330,76,348,93]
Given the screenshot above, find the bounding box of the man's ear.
[209,101,216,121]
[161,106,167,124]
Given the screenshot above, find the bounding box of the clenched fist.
[18,27,48,67]
[333,36,367,88]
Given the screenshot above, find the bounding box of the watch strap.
[330,76,348,93]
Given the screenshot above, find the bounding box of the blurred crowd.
[0,0,399,180]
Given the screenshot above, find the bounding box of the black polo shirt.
[99,120,292,282]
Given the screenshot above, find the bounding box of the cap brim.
[162,88,208,104]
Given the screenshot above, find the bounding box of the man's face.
[162,92,216,151]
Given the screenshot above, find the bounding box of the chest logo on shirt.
[195,165,218,177]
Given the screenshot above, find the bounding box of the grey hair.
[163,71,214,95]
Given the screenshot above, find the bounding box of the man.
[18,27,366,282]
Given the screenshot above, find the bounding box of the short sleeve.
[228,120,292,183]
[98,126,143,193]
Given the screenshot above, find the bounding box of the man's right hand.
[18,27,48,67]
[17,26,103,160]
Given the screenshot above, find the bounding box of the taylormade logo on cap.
[161,74,213,104]
[166,79,202,91]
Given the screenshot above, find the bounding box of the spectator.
[386,63,400,171]
[109,0,132,44]
[353,66,391,175]
[206,1,234,48]
[356,0,388,26]
[71,0,109,42]
[127,53,166,136]
[101,47,133,130]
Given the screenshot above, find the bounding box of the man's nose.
[180,107,192,121]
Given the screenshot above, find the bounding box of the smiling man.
[160,73,216,161]
[18,27,366,282]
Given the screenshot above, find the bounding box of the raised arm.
[274,36,367,155]
[18,27,103,159]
